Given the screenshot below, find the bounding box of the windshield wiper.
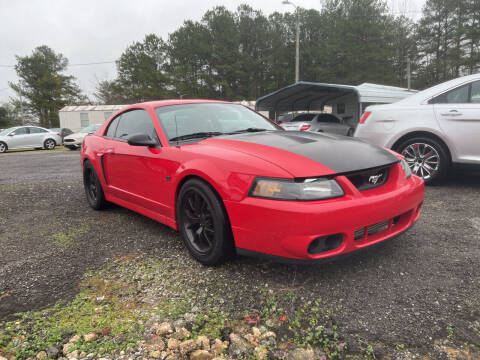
[169,131,224,142]
[226,128,269,135]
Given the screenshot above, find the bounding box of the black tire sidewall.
[83,161,106,210]
[0,142,6,153]
[396,136,450,184]
[177,179,233,265]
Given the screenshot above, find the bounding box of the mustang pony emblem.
[368,174,383,185]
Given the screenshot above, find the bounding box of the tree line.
[1,0,479,128]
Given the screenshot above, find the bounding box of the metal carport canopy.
[255,81,358,112]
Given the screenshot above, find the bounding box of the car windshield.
[0,127,16,136]
[155,103,280,142]
[79,125,100,133]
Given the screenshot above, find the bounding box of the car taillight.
[57,133,61,137]
[300,124,311,131]
[359,111,371,124]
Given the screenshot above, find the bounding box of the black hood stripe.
[220,131,399,174]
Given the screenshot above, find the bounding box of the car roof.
[398,73,480,105]
[122,99,232,111]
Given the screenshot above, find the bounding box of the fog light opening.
[308,234,343,254]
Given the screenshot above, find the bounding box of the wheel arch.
[391,131,452,163]
[44,137,57,144]
[175,174,226,214]
[0,141,8,151]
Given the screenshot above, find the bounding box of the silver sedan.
[0,126,62,153]
[281,113,355,136]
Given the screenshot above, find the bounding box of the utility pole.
[295,11,300,83]
[19,94,25,125]
[407,57,411,91]
[282,0,300,83]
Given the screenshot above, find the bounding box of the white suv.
[354,73,480,184]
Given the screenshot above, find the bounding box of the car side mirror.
[8,133,15,136]
[127,134,158,147]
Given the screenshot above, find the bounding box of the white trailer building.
[59,105,127,132]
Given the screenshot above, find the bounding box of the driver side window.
[105,110,159,142]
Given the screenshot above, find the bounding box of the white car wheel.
[44,139,56,150]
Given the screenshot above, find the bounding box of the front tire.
[177,179,234,265]
[395,136,449,184]
[0,142,7,153]
[44,139,56,150]
[83,161,107,210]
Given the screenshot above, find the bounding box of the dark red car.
[80,100,424,265]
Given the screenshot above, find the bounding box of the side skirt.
[105,193,178,231]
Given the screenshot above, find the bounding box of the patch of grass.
[0,272,146,359]
[0,256,344,359]
[50,224,89,248]
[0,184,27,192]
[447,324,455,340]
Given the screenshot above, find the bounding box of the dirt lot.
[0,149,479,358]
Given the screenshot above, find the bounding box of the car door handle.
[441,110,462,116]
[96,149,114,156]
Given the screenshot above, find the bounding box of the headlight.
[400,159,412,178]
[249,177,344,201]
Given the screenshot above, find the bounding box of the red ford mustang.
[81,100,424,265]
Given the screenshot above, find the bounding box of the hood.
[202,131,398,177]
[65,132,87,140]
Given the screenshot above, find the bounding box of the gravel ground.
[0,149,479,355]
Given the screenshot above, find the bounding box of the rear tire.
[66,146,78,150]
[83,160,107,210]
[347,128,354,137]
[0,142,7,153]
[395,136,450,185]
[44,139,56,150]
[177,179,235,265]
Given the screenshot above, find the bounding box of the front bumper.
[63,139,82,148]
[224,163,424,262]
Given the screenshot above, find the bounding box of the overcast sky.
[0,0,425,103]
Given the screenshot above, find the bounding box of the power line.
[0,60,116,68]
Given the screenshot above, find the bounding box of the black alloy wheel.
[83,161,107,210]
[177,179,234,265]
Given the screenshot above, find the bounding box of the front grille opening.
[354,214,404,241]
[308,234,343,254]
[354,228,365,240]
[367,220,389,236]
[345,165,390,191]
